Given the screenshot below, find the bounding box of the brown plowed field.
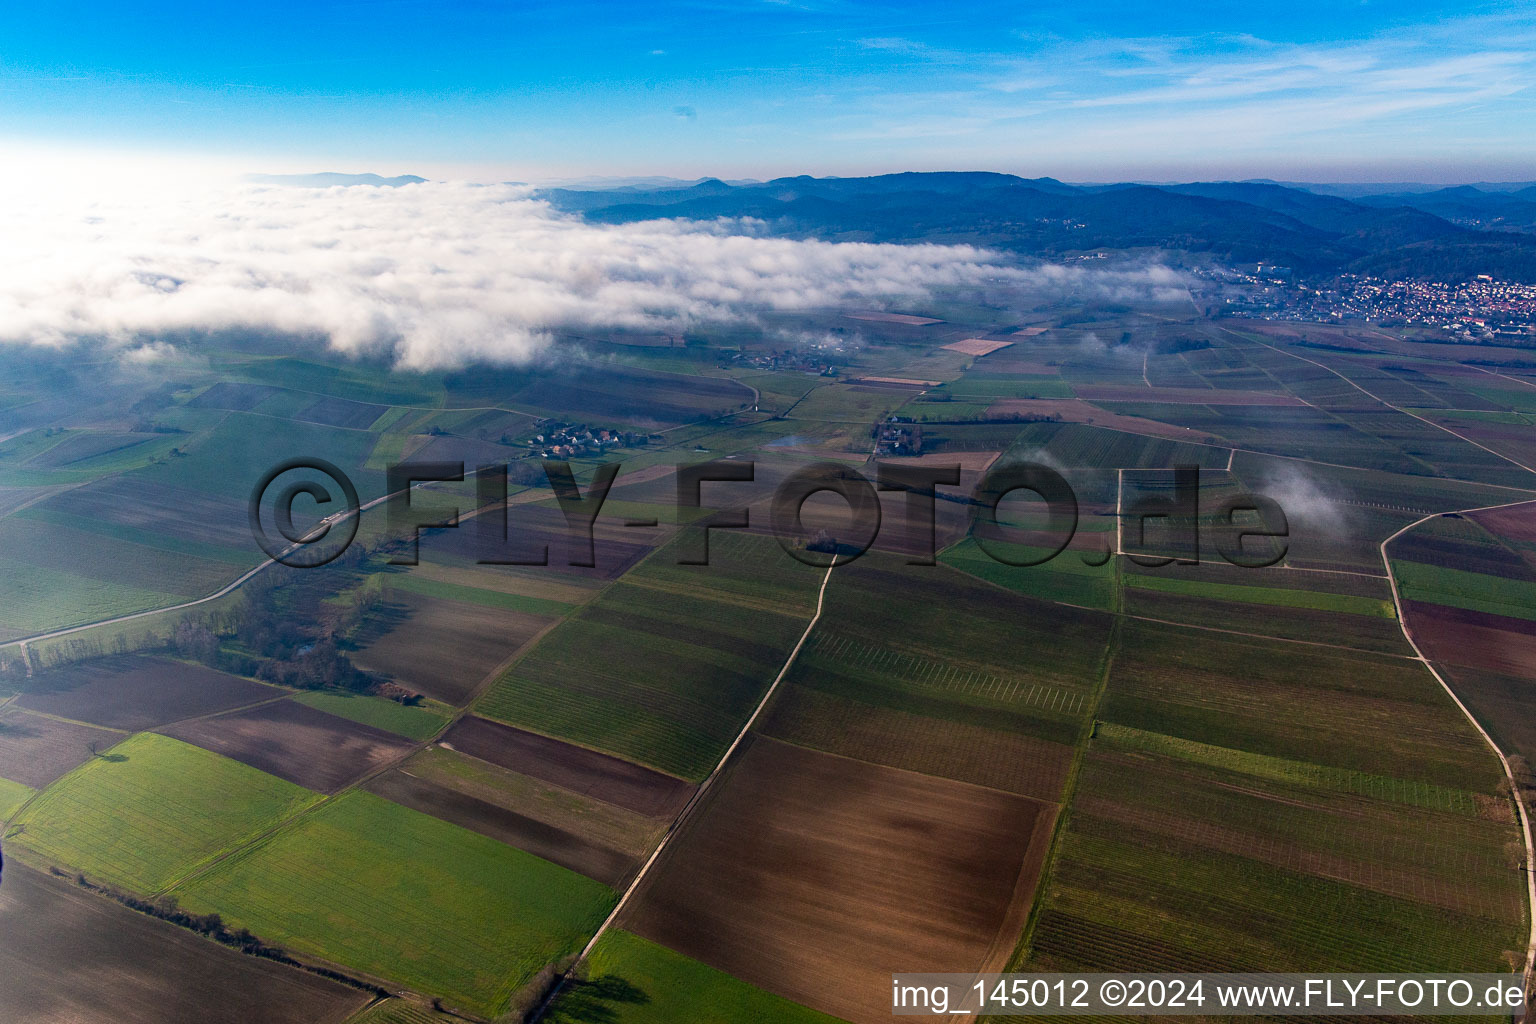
[0,863,365,1024]
[160,699,415,793]
[0,709,122,790]
[185,382,281,411]
[943,338,1014,357]
[1403,599,1536,676]
[16,657,278,731]
[294,396,388,429]
[349,593,552,705]
[441,716,693,817]
[1472,503,1536,545]
[621,736,1055,1024]
[419,504,654,580]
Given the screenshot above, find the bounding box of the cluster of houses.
[873,417,923,456]
[736,349,841,376]
[529,420,658,458]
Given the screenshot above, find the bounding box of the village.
[528,420,659,459]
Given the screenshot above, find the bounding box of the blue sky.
[1,0,1532,181]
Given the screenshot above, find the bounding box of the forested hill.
[538,172,1536,282]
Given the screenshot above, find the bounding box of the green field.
[945,374,1076,400]
[216,355,445,407]
[0,561,185,639]
[130,410,389,502]
[0,776,34,820]
[786,383,906,422]
[1123,573,1396,617]
[818,554,1113,695]
[904,398,993,420]
[477,580,809,779]
[14,504,251,566]
[1095,722,1478,813]
[758,554,1108,800]
[526,496,714,527]
[1100,622,1506,789]
[292,691,454,741]
[561,929,848,1024]
[477,532,822,779]
[940,536,1117,610]
[1392,559,1536,621]
[178,790,616,1018]
[8,733,320,892]
[1025,793,1519,980]
[1011,615,1524,991]
[1008,420,1229,470]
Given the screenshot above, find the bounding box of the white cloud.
[0,180,1188,370]
[825,17,1536,174]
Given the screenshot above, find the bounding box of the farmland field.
[186,381,283,411]
[0,775,34,819]
[385,571,577,616]
[441,716,693,817]
[789,382,909,423]
[38,478,253,552]
[0,862,366,1024]
[342,1001,459,1024]
[1392,559,1536,621]
[16,656,279,731]
[348,591,557,705]
[295,396,389,429]
[129,410,388,503]
[178,790,617,1018]
[505,363,754,424]
[557,928,848,1024]
[756,681,1076,800]
[0,518,225,638]
[1012,617,1525,989]
[621,736,1055,1024]
[1099,622,1505,787]
[364,768,637,885]
[160,698,418,793]
[0,707,123,789]
[405,739,663,854]
[476,531,824,779]
[1122,587,1409,653]
[940,535,1117,610]
[8,732,320,893]
[23,430,157,468]
[293,690,453,740]
[1122,572,1395,617]
[748,552,1109,809]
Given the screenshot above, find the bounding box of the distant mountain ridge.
[537,172,1536,282]
[1347,186,1536,233]
[246,172,426,188]
[1276,180,1536,198]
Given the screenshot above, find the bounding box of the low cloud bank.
[0,180,1190,370]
